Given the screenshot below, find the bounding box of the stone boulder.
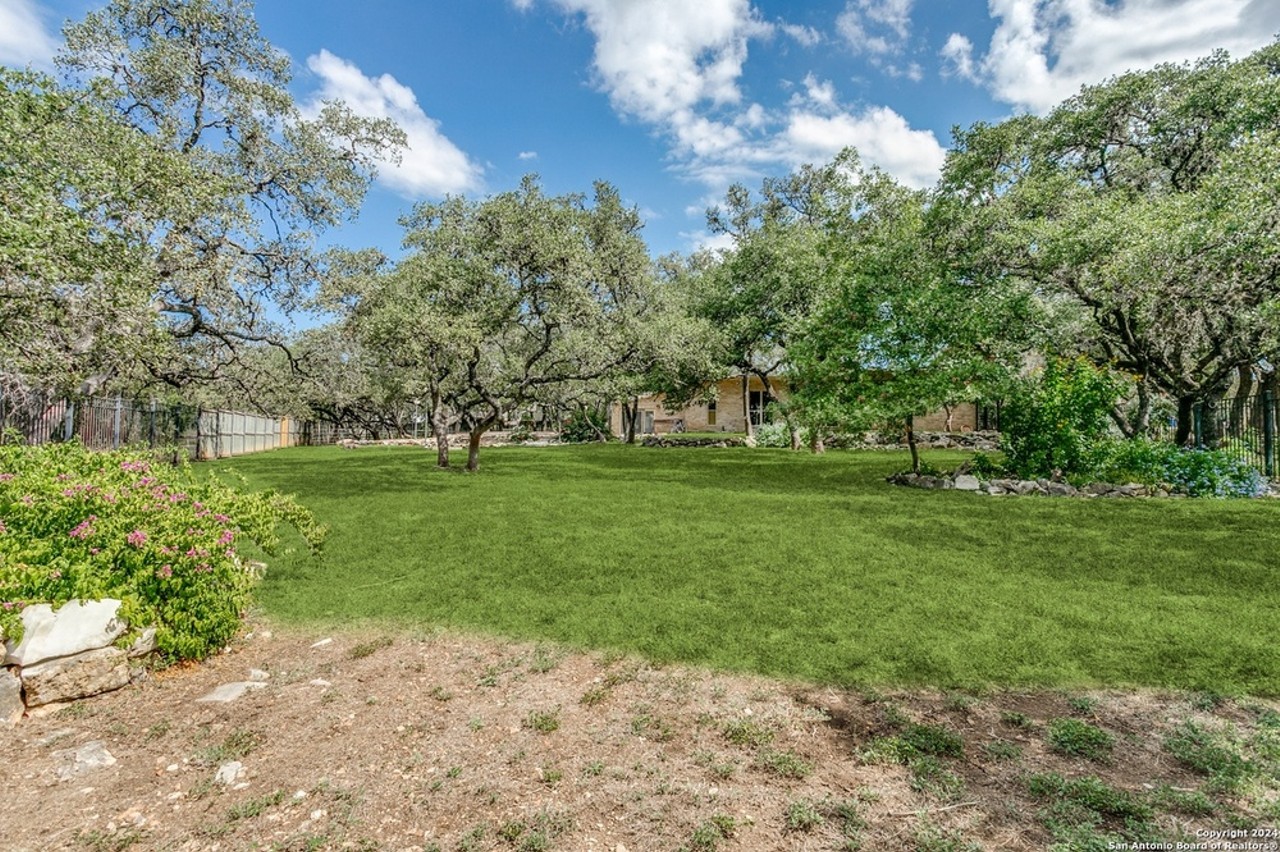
[1,668,22,727]
[5,599,126,667]
[21,646,132,707]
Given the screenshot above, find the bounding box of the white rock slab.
[195,681,267,703]
[5,600,127,667]
[954,474,981,491]
[52,740,116,780]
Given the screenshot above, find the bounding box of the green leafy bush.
[558,409,611,443]
[752,421,791,448]
[0,441,326,662]
[1096,439,1267,498]
[1001,357,1127,478]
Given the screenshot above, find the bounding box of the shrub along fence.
[0,392,340,460]
[1149,390,1279,478]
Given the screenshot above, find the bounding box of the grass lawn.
[216,444,1280,694]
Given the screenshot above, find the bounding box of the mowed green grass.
[216,444,1280,693]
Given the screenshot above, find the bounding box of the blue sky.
[4,0,1279,260]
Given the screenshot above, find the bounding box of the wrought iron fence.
[1151,390,1278,478]
[0,391,340,460]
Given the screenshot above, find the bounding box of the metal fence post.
[1192,401,1204,448]
[63,399,75,442]
[112,394,123,449]
[1264,388,1276,480]
[148,399,157,447]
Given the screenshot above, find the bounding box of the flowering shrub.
[0,441,326,662]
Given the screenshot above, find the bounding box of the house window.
[707,399,716,426]
[748,390,769,427]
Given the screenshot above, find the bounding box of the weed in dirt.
[982,739,1022,761]
[455,825,487,852]
[467,716,484,731]
[580,685,610,706]
[1163,720,1251,790]
[348,636,393,659]
[1027,772,1155,844]
[523,708,560,733]
[863,721,964,764]
[227,789,285,821]
[196,728,263,765]
[908,756,966,801]
[446,766,462,778]
[582,760,604,777]
[528,645,561,674]
[74,828,146,851]
[819,796,867,844]
[631,711,675,742]
[538,764,563,785]
[912,820,983,852]
[784,798,824,832]
[681,814,738,851]
[943,692,977,712]
[1067,695,1098,715]
[429,685,453,702]
[1149,785,1217,816]
[1192,690,1229,711]
[1047,718,1113,761]
[1001,710,1032,728]
[722,718,773,748]
[758,749,813,779]
[144,720,171,741]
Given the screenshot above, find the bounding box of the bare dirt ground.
[2,618,1277,851]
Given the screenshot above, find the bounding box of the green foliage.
[757,749,813,779]
[751,421,791,448]
[1163,720,1252,790]
[0,442,324,661]
[683,813,737,851]
[558,409,612,444]
[1026,773,1155,843]
[523,708,560,734]
[1047,718,1114,761]
[722,719,774,748]
[1001,358,1128,478]
[1096,439,1267,498]
[784,798,824,832]
[908,756,966,800]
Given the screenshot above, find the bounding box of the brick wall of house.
[610,379,980,436]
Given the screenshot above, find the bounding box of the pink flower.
[0,520,7,535]
[213,514,231,524]
[48,570,61,580]
[89,547,100,555]
[20,495,34,505]
[217,530,235,545]
[157,565,173,579]
[120,460,150,473]
[126,529,148,547]
[69,515,98,539]
[0,473,14,482]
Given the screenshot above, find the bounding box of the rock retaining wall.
[1,599,152,725]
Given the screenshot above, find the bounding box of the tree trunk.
[466,428,484,472]
[788,421,802,451]
[623,397,638,444]
[809,431,825,454]
[1174,395,1194,446]
[431,391,450,468]
[741,372,753,439]
[906,414,920,473]
[1230,364,1254,435]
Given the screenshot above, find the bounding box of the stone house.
[610,376,981,435]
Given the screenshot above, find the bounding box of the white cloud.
[940,33,977,80]
[779,106,945,189]
[518,150,539,160]
[542,0,946,212]
[680,229,737,254]
[779,22,822,47]
[965,0,1280,112]
[0,0,57,69]
[510,0,536,11]
[837,0,914,56]
[304,50,482,197]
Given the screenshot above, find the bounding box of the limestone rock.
[5,599,127,667]
[21,646,131,707]
[1046,482,1078,497]
[953,474,981,491]
[52,740,116,780]
[215,761,245,785]
[128,627,157,658]
[1,667,23,726]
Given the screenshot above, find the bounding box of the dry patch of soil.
[1,620,1277,851]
